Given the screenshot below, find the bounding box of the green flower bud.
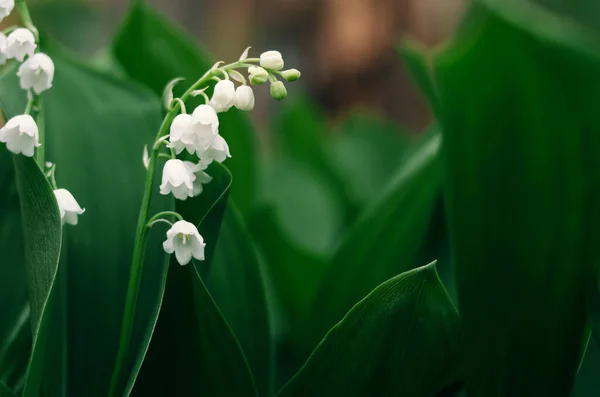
[281,69,301,82]
[270,81,287,101]
[248,66,269,85]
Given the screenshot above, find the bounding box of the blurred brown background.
[5,0,467,131]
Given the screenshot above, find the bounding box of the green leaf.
[112,0,258,216]
[276,262,462,397]
[306,129,442,350]
[0,42,168,396]
[0,148,29,392]
[398,41,442,117]
[10,155,63,397]
[0,381,17,397]
[330,113,414,207]
[206,203,272,396]
[133,164,258,397]
[436,1,600,395]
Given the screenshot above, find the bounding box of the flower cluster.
[0,0,83,226]
[152,48,300,265]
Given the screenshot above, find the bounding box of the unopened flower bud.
[209,80,235,113]
[233,86,255,111]
[248,66,268,85]
[270,81,287,101]
[281,69,301,82]
[260,50,284,70]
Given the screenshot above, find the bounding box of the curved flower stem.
[107,59,250,397]
[35,98,45,166]
[146,211,183,226]
[15,0,38,40]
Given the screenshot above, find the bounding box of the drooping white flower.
[168,113,197,155]
[6,28,36,62]
[18,52,54,94]
[0,114,39,156]
[248,66,268,85]
[190,104,219,153]
[260,50,284,70]
[54,188,85,226]
[163,220,206,265]
[0,0,14,22]
[209,80,235,113]
[0,33,8,65]
[234,85,255,111]
[183,161,212,196]
[199,134,231,165]
[159,159,197,200]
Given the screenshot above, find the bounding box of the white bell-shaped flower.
[163,220,206,265]
[0,33,8,65]
[6,28,36,62]
[18,52,54,94]
[168,113,198,155]
[0,114,40,157]
[0,0,14,22]
[54,188,85,226]
[209,80,235,113]
[159,159,196,200]
[260,50,284,70]
[190,104,219,154]
[199,134,231,165]
[184,161,212,196]
[234,85,255,111]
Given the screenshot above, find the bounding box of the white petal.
[190,238,206,261]
[192,104,218,125]
[170,113,193,142]
[163,238,175,254]
[259,50,284,70]
[174,246,193,266]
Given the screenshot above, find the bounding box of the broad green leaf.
[330,113,413,207]
[206,203,272,396]
[272,97,356,220]
[398,41,442,117]
[133,164,258,397]
[306,129,441,350]
[276,262,462,397]
[0,148,29,392]
[0,42,168,396]
[9,155,63,397]
[0,381,17,397]
[0,306,30,393]
[437,1,600,395]
[260,158,343,254]
[112,0,258,216]
[11,155,61,339]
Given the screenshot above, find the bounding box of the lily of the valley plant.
[0,0,300,394]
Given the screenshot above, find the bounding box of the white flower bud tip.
[163,220,206,265]
[281,68,301,82]
[233,85,255,111]
[6,28,36,62]
[209,80,235,113]
[270,81,287,101]
[18,52,55,94]
[0,0,15,22]
[248,66,269,85]
[54,188,85,226]
[260,50,284,71]
[142,145,149,169]
[0,114,40,157]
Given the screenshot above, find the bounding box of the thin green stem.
[146,211,183,226]
[36,98,45,167]
[108,60,243,397]
[15,0,38,40]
